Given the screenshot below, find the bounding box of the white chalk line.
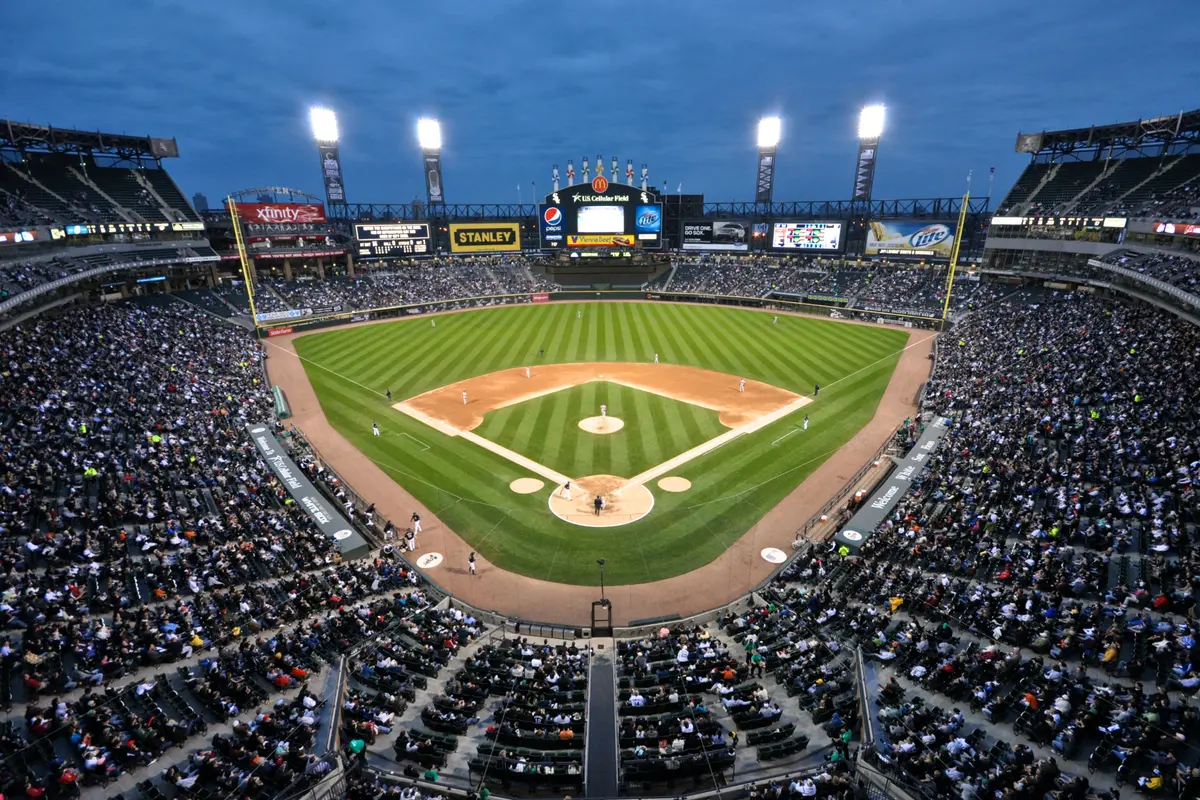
[771,428,801,447]
[400,432,431,451]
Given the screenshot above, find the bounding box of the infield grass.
[292,302,911,586]
[475,382,726,479]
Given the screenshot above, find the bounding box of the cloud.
[7,0,1198,207]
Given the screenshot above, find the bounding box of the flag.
[677,182,682,193]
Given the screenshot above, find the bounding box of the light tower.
[309,107,347,218]
[417,117,445,209]
[755,116,781,205]
[852,104,886,203]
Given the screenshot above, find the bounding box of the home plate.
[760,547,787,564]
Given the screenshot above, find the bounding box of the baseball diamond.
[272,301,922,601]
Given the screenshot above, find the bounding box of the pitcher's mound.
[578,416,624,435]
[658,477,692,492]
[548,475,653,528]
[510,478,545,494]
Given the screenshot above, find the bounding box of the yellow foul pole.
[226,196,260,331]
[940,190,970,328]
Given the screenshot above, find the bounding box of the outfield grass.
[292,302,909,585]
[475,382,727,479]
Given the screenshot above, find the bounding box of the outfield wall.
[258,289,944,338]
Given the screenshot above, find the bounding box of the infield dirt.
[399,362,800,431]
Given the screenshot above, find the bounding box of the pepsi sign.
[538,204,565,247]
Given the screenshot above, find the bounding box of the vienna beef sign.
[234,203,327,224]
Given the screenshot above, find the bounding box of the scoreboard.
[771,221,843,252]
[354,222,431,258]
[539,178,662,251]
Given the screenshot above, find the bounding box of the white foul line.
[400,432,431,451]
[771,428,801,447]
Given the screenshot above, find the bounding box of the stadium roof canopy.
[1015,109,1200,160]
[0,119,179,160]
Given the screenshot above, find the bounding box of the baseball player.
[411,512,422,534]
[654,353,659,363]
[462,391,468,405]
[525,367,531,378]
[468,551,477,575]
[385,389,392,401]
[539,347,545,358]
[739,379,746,393]
[814,383,820,397]
[404,528,416,551]
[577,310,582,320]
[600,404,607,418]
[432,319,436,328]
[372,422,380,437]
[773,315,778,324]
[562,481,572,501]
[803,414,809,431]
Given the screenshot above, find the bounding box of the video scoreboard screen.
[771,221,843,252]
[354,222,431,258]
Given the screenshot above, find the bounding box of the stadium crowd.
[733,288,1200,799]
[1100,250,1200,297]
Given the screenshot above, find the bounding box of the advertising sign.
[424,153,445,204]
[539,205,565,246]
[568,234,636,248]
[681,220,749,252]
[267,326,294,337]
[771,222,843,251]
[449,222,521,253]
[354,222,432,258]
[247,424,369,559]
[531,293,551,303]
[866,221,955,258]
[0,229,39,246]
[234,203,327,224]
[317,144,345,203]
[1154,221,1200,236]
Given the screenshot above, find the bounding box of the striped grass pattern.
[293,302,907,585]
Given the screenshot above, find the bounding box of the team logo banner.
[235,203,327,224]
[449,222,521,253]
[318,144,345,203]
[866,221,954,258]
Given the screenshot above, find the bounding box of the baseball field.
[289,302,909,586]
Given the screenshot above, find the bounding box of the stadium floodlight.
[309,107,339,143]
[858,104,886,141]
[417,118,442,151]
[757,116,782,150]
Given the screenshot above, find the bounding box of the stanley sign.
[449,222,522,254]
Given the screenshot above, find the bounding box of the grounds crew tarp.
[833,416,950,554]
[247,423,371,560]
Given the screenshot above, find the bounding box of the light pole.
[852,104,886,203]
[755,116,781,206]
[309,107,347,219]
[417,117,445,210]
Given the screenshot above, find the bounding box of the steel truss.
[343,196,989,223]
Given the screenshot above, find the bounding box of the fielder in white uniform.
[525,367,531,378]
[432,319,436,327]
[562,481,572,501]
[654,353,659,363]
[739,379,745,393]
[803,415,809,431]
[372,422,380,436]
[462,391,467,405]
[600,404,607,418]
